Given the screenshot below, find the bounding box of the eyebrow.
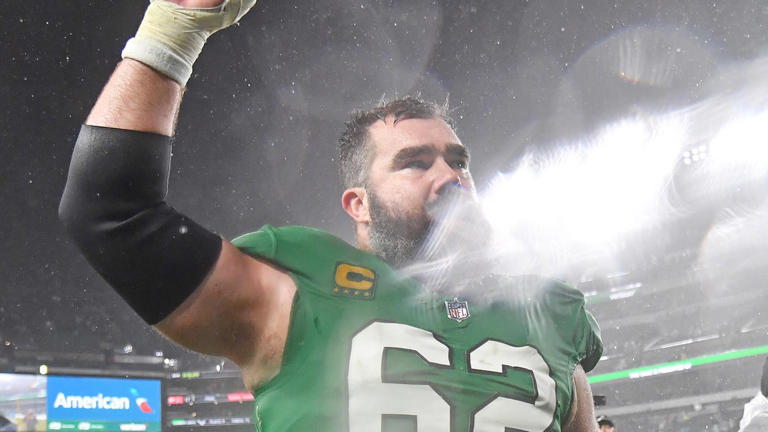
[391,143,470,167]
[446,143,470,162]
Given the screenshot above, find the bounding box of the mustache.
[401,186,494,292]
[421,186,488,257]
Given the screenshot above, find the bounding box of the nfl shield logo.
[445,297,470,323]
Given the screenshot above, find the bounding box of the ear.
[341,187,370,223]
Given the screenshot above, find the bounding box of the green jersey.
[233,226,602,432]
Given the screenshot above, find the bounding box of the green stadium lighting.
[589,344,768,384]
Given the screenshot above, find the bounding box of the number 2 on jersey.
[348,322,557,431]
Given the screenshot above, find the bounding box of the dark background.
[2,1,768,426]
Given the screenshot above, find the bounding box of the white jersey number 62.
[348,322,557,431]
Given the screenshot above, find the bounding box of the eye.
[450,159,468,170]
[404,160,429,170]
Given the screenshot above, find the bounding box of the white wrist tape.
[122,0,256,86]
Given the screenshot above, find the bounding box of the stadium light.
[589,344,768,384]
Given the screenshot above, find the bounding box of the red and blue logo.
[445,297,471,323]
[130,388,153,414]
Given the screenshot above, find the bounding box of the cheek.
[400,180,432,203]
[385,174,424,195]
[385,186,415,207]
[381,183,427,213]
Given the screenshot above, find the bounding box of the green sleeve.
[578,309,603,372]
[231,225,279,261]
[541,279,604,373]
[231,224,350,277]
[231,224,384,286]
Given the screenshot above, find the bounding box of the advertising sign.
[47,376,161,431]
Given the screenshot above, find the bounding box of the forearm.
[86,59,183,136]
[86,0,257,135]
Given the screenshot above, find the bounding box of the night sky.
[3,0,768,366]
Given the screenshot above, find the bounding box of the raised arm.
[88,0,239,135]
[86,58,181,135]
[59,0,295,387]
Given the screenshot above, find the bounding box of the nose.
[432,158,463,198]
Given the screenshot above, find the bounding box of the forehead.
[367,116,465,161]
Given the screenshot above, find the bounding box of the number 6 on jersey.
[348,322,557,431]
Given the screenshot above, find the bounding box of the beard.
[368,184,495,296]
[367,188,432,268]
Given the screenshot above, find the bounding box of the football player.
[59,0,603,430]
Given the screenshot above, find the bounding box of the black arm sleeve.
[59,125,222,324]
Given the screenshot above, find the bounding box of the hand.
[123,0,258,85]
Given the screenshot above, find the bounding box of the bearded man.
[59,0,603,430]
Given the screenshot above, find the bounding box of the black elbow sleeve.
[59,125,222,324]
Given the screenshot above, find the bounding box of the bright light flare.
[702,112,768,186]
[482,116,685,271]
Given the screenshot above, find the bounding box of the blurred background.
[2,0,768,430]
